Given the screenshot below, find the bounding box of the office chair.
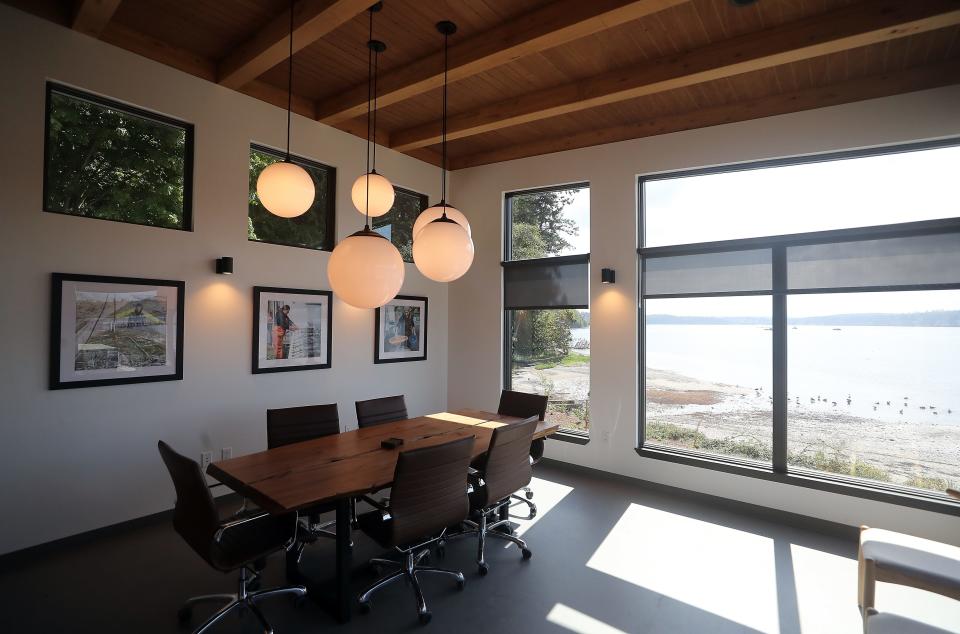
[355,395,408,428]
[157,441,306,634]
[355,435,475,624]
[446,416,539,575]
[497,390,548,518]
[267,403,343,557]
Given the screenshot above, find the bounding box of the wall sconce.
[215,257,234,275]
[601,268,616,284]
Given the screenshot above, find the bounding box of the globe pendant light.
[350,4,395,217]
[256,0,315,218]
[328,4,404,309]
[413,21,474,283]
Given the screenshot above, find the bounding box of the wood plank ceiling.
[9,0,960,169]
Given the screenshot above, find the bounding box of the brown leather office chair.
[497,390,548,518]
[355,435,475,624]
[158,441,306,634]
[355,395,408,428]
[448,416,538,575]
[267,403,342,555]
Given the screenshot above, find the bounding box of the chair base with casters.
[510,489,537,519]
[178,564,307,634]
[442,497,532,576]
[357,535,465,624]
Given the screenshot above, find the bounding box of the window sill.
[551,430,590,445]
[635,444,960,517]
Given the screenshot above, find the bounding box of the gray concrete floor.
[1,461,957,633]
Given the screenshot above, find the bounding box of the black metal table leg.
[335,497,352,623]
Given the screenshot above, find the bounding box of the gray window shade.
[788,233,960,290]
[643,249,772,297]
[504,256,589,309]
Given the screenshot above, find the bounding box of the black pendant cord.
[285,0,294,162]
[364,8,374,229]
[440,28,449,217]
[372,48,379,173]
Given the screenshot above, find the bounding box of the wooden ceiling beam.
[71,0,122,38]
[394,0,960,152]
[448,61,960,170]
[314,0,689,125]
[217,0,372,90]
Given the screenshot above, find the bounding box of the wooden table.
[207,409,559,622]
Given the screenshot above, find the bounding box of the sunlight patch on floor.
[507,476,574,541]
[546,603,630,634]
[788,543,862,633]
[586,504,779,632]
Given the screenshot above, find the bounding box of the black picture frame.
[374,295,428,364]
[252,286,333,374]
[43,82,195,231]
[50,273,185,389]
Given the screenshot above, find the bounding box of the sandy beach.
[646,368,960,492]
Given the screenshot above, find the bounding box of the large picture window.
[639,141,960,510]
[43,83,193,230]
[504,184,590,435]
[248,144,336,251]
[372,186,428,262]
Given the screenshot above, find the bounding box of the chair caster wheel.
[525,491,534,500]
[292,593,307,608]
[478,562,489,576]
[436,546,446,558]
[419,610,432,625]
[176,606,192,623]
[359,601,372,614]
[529,508,537,518]
[521,547,533,560]
[456,575,465,590]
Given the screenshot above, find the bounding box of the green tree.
[248,149,332,249]
[372,189,426,262]
[510,189,578,256]
[45,91,186,228]
[508,187,584,361]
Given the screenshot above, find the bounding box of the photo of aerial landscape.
[73,290,168,372]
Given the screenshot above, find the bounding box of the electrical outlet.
[221,446,232,460]
[200,451,213,472]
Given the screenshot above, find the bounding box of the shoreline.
[646,368,960,490]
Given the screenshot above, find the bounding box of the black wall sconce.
[601,268,616,284]
[215,257,234,275]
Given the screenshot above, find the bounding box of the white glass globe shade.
[413,218,475,282]
[256,161,315,218]
[327,231,405,309]
[351,172,395,217]
[413,204,471,239]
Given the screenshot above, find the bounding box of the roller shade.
[788,232,960,291]
[643,249,771,297]
[504,254,589,309]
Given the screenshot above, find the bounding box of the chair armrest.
[214,511,299,544]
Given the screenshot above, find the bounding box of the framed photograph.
[375,295,428,364]
[50,273,185,389]
[253,286,332,373]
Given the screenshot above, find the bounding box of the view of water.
[645,325,960,425]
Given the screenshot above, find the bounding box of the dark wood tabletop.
[207,409,559,514]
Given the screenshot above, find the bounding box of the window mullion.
[772,246,788,473]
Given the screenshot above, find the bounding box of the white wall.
[448,84,960,544]
[0,5,445,555]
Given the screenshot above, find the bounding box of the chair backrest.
[498,390,548,464]
[157,441,219,563]
[477,416,539,504]
[267,403,340,449]
[355,395,408,429]
[389,435,475,546]
[498,390,548,421]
